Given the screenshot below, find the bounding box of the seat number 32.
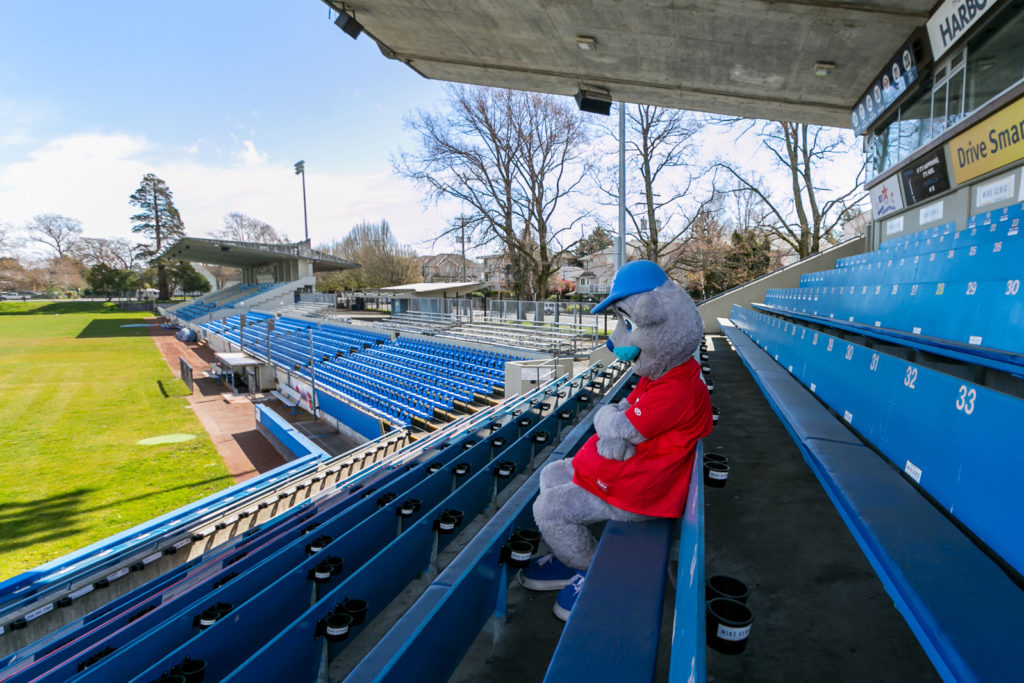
[956,385,977,415]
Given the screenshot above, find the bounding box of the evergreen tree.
[169,261,211,297]
[725,228,772,287]
[129,173,185,299]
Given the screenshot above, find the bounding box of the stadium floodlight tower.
[294,160,309,242]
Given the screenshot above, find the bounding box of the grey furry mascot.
[519,260,713,620]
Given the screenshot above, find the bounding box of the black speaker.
[575,89,612,116]
[334,13,363,39]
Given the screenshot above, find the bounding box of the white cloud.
[237,140,267,166]
[0,133,457,252]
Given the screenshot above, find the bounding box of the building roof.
[155,237,359,272]
[323,0,934,127]
[375,281,487,297]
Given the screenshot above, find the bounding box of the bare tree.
[204,263,241,289]
[76,237,141,271]
[217,212,284,243]
[596,105,716,270]
[25,214,82,258]
[675,209,732,300]
[713,121,865,259]
[318,220,420,291]
[396,85,591,299]
[0,222,19,256]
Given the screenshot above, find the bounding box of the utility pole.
[294,160,309,242]
[460,215,467,281]
[616,102,626,273]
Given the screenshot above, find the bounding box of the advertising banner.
[948,96,1024,184]
[851,43,918,135]
[927,0,996,61]
[869,174,904,219]
[900,149,951,206]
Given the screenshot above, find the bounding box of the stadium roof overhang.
[323,0,935,127]
[375,281,486,297]
[155,237,359,272]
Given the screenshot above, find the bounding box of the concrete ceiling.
[329,0,938,127]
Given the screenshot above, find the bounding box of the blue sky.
[0,1,455,250]
[0,1,865,257]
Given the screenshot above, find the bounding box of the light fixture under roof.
[814,61,835,77]
[575,86,612,115]
[574,35,597,51]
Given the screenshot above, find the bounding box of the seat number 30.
[956,385,976,415]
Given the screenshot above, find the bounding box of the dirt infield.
[148,321,286,482]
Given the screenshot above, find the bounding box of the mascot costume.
[519,260,713,620]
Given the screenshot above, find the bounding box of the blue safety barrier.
[0,447,331,620]
[254,403,318,458]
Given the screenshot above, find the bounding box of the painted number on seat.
[844,344,854,360]
[966,281,977,296]
[903,366,917,389]
[870,353,879,371]
[1007,280,1020,296]
[956,385,977,415]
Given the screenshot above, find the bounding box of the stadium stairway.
[721,200,1024,682]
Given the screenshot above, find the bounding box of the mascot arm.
[594,403,646,461]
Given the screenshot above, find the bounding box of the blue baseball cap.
[591,260,668,314]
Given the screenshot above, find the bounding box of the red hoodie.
[572,358,713,517]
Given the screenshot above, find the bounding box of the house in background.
[420,253,482,282]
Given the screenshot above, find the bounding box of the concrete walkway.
[148,321,286,483]
[702,334,938,682]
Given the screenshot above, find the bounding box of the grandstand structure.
[157,237,359,324]
[4,0,1024,681]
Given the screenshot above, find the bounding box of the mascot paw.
[597,436,635,461]
[592,404,620,439]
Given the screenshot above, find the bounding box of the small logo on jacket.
[596,479,609,491]
[634,407,642,416]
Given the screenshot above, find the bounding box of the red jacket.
[572,358,713,517]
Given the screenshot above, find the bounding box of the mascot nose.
[613,345,641,362]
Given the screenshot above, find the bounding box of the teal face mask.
[613,345,641,362]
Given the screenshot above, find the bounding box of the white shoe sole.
[552,601,572,621]
[517,570,572,592]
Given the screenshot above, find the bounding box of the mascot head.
[592,260,703,379]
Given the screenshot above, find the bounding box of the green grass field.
[0,301,233,580]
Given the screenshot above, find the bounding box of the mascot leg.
[533,468,650,571]
[525,459,651,620]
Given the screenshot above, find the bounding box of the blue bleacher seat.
[723,309,1024,682]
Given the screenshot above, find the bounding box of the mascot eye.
[622,316,634,332]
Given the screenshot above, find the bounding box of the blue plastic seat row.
[319,363,442,419]
[394,338,518,371]
[724,311,1024,683]
[367,348,496,394]
[767,270,1024,362]
[341,357,474,403]
[731,305,1024,575]
[386,345,504,382]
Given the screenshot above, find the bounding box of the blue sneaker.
[517,553,576,591]
[553,571,586,621]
